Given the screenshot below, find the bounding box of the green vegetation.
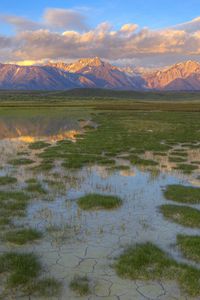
[25,181,47,194]
[70,275,90,296]
[107,165,130,171]
[28,278,61,297]
[77,194,122,210]
[0,176,17,185]
[174,163,198,174]
[168,156,187,163]
[9,158,35,166]
[130,155,158,166]
[177,235,200,263]
[170,151,188,157]
[29,141,51,150]
[0,191,29,220]
[164,184,200,204]
[4,228,42,245]
[0,252,41,287]
[0,191,29,202]
[160,205,200,228]
[114,242,200,296]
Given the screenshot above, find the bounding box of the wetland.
[0,95,200,299]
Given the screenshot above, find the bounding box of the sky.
[0,0,200,67]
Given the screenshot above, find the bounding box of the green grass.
[168,156,187,163]
[8,158,35,166]
[164,184,200,204]
[29,141,51,150]
[77,194,122,210]
[177,235,200,263]
[107,165,130,171]
[70,275,90,296]
[0,191,29,202]
[174,163,198,174]
[114,242,200,297]
[130,155,158,166]
[0,176,17,185]
[160,205,200,228]
[0,252,41,287]
[25,182,47,194]
[28,278,61,297]
[4,228,42,245]
[170,151,188,157]
[0,191,29,218]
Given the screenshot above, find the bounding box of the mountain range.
[1,57,200,91]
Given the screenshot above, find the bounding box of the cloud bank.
[0,8,200,67]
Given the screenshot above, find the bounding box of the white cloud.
[1,10,200,67]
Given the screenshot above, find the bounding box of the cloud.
[174,16,200,33]
[0,15,42,31]
[0,8,89,32]
[44,8,89,31]
[1,10,200,67]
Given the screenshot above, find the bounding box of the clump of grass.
[164,184,200,204]
[77,194,122,210]
[33,161,54,172]
[0,191,29,202]
[107,165,130,171]
[153,152,167,156]
[29,141,51,150]
[28,278,61,297]
[114,242,200,297]
[4,228,42,245]
[9,158,34,166]
[25,181,47,194]
[177,235,200,263]
[70,275,90,296]
[17,151,29,156]
[0,217,10,226]
[0,252,41,287]
[0,176,17,185]
[25,178,38,184]
[168,156,187,163]
[174,163,198,174]
[160,204,200,228]
[171,151,188,157]
[0,191,29,218]
[130,155,158,166]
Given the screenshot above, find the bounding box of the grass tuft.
[177,235,200,263]
[0,252,41,287]
[77,194,122,210]
[0,176,17,185]
[70,275,90,296]
[115,242,200,296]
[160,204,200,228]
[164,184,200,204]
[4,228,42,245]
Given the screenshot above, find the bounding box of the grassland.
[0,90,200,299]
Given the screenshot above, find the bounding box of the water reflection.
[0,107,91,141]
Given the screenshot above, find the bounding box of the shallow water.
[10,164,198,299]
[0,108,200,299]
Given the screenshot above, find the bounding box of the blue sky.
[1,0,200,34]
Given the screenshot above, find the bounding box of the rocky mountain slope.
[1,58,200,91]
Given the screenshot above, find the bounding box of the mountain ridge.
[1,58,200,91]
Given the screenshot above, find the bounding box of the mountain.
[48,57,144,90]
[1,58,200,91]
[144,61,200,90]
[0,64,89,90]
